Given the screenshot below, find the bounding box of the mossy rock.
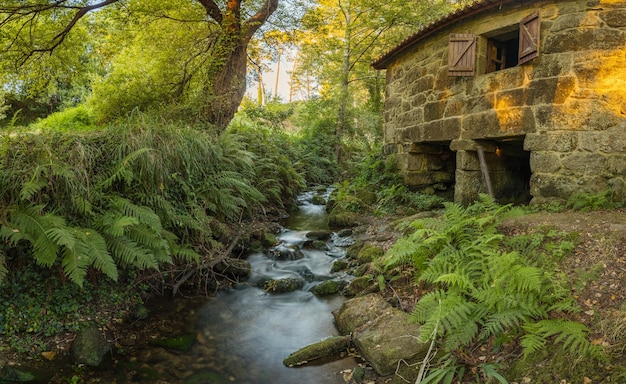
[356,244,384,264]
[260,232,278,248]
[346,241,365,259]
[283,335,351,367]
[306,230,332,241]
[355,188,377,205]
[352,263,373,277]
[328,211,360,228]
[310,280,348,296]
[299,240,325,251]
[330,259,349,273]
[150,333,197,351]
[71,324,111,366]
[311,194,326,205]
[263,278,304,293]
[344,275,375,297]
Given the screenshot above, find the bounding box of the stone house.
[372,0,626,205]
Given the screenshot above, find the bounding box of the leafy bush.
[566,190,621,211]
[31,105,96,132]
[0,112,303,288]
[382,195,605,381]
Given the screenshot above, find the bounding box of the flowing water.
[24,189,354,383]
[191,188,356,383]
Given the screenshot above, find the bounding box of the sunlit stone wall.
[382,0,626,204]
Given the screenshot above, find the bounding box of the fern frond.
[105,234,158,270]
[111,197,162,231]
[522,319,605,360]
[80,229,118,281]
[20,179,48,201]
[5,205,62,267]
[98,147,151,189]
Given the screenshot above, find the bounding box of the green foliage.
[566,190,621,211]
[0,110,309,288]
[0,258,143,352]
[30,105,96,132]
[0,90,9,122]
[383,195,604,380]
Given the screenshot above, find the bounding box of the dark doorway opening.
[476,136,531,204]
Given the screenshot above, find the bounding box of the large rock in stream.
[333,294,430,377]
[71,323,111,366]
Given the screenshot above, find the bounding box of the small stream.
[191,188,356,383]
[11,189,356,383]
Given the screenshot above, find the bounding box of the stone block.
[529,55,572,80]
[454,169,484,204]
[408,143,445,154]
[457,150,481,171]
[495,88,527,108]
[600,9,626,27]
[450,139,477,151]
[543,29,626,54]
[530,173,579,199]
[608,155,626,176]
[410,75,435,94]
[527,76,575,105]
[353,308,428,376]
[578,127,626,153]
[573,54,626,89]
[550,12,601,32]
[406,153,426,171]
[533,102,619,132]
[444,95,464,117]
[422,118,460,141]
[404,170,454,187]
[424,100,446,122]
[561,152,607,176]
[530,151,562,173]
[524,132,578,152]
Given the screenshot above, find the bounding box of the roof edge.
[372,0,529,70]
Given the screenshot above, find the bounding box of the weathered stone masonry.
[374,0,626,205]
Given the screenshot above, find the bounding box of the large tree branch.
[244,0,278,40]
[196,0,222,24]
[50,0,119,47]
[1,0,120,64]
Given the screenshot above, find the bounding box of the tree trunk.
[205,41,249,131]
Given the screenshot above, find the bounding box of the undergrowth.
[380,195,606,383]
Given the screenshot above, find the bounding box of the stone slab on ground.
[333,294,430,376]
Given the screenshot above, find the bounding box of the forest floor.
[355,208,626,383]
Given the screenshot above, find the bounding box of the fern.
[522,320,605,361]
[392,196,602,372]
[0,205,61,267]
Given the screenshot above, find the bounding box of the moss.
[283,335,351,366]
[310,280,348,296]
[356,244,384,264]
[263,278,304,293]
[150,333,197,351]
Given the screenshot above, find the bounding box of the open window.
[448,11,540,77]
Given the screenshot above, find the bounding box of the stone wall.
[383,0,626,204]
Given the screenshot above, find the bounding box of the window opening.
[486,31,519,73]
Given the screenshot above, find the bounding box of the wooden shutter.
[519,11,540,65]
[448,34,476,76]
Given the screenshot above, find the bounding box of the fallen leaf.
[41,351,56,360]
